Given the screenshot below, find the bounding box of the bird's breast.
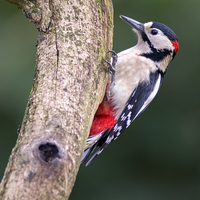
[110,52,157,119]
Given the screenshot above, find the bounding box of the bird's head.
[120,15,179,72]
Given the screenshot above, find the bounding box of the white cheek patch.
[151,35,173,50]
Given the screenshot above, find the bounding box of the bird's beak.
[120,15,144,33]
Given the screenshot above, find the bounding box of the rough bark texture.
[0,0,113,199]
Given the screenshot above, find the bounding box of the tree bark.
[0,0,113,199]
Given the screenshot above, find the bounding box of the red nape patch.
[90,115,117,136]
[171,40,179,54]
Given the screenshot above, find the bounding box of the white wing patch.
[134,73,161,120]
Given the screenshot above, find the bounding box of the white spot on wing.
[126,111,132,127]
[113,123,122,132]
[106,134,114,144]
[113,123,123,139]
[127,104,134,110]
[115,131,121,138]
[120,110,132,128]
[120,113,126,121]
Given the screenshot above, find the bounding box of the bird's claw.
[104,50,118,84]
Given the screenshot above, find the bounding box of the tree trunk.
[0,0,113,199]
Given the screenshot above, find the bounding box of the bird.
[81,15,179,166]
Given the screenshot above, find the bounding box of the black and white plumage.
[82,15,179,166]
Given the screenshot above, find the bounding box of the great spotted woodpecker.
[82,15,179,166]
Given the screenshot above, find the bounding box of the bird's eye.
[150,29,158,35]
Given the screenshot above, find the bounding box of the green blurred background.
[1,0,200,199]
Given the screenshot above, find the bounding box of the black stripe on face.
[141,48,172,62]
[140,32,172,62]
